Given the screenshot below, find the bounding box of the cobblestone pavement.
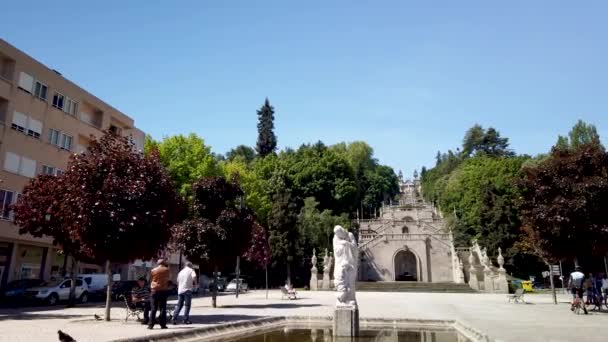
[0,290,606,342]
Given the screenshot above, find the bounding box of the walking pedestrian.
[148,259,171,330]
[172,262,197,325]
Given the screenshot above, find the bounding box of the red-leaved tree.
[14,175,89,306]
[15,132,181,320]
[518,143,608,263]
[172,176,262,307]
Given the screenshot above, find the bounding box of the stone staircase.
[357,281,476,293]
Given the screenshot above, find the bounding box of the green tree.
[256,98,277,157]
[462,124,513,158]
[438,156,528,261]
[297,197,350,254]
[554,120,603,151]
[150,133,221,199]
[226,145,256,163]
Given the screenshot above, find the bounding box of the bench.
[280,287,297,300]
[121,295,144,322]
[507,288,525,303]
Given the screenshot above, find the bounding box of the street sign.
[551,265,560,276]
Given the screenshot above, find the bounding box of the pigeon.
[58,330,76,342]
[94,314,102,321]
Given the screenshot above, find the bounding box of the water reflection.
[222,328,467,342]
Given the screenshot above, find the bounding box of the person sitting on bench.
[284,282,297,298]
[131,277,151,325]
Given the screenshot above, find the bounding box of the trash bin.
[522,280,533,292]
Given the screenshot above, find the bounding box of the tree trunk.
[265,266,269,300]
[66,256,78,308]
[286,261,291,286]
[548,264,557,304]
[212,265,218,308]
[61,252,69,278]
[104,260,112,321]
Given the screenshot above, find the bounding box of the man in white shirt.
[172,262,197,324]
[568,266,587,314]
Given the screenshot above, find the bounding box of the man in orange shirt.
[148,259,171,329]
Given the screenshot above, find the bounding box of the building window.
[48,129,60,146]
[12,112,42,138]
[42,165,56,176]
[64,98,77,116]
[19,157,36,178]
[52,92,65,110]
[56,169,64,176]
[33,81,48,101]
[109,125,123,135]
[0,190,14,220]
[48,129,72,151]
[18,72,34,93]
[3,152,36,178]
[60,134,73,151]
[27,117,42,139]
[10,111,27,133]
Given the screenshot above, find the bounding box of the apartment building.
[0,39,145,288]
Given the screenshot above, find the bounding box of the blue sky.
[3,1,607,176]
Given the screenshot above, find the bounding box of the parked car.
[225,279,248,293]
[110,280,138,301]
[78,274,108,298]
[25,278,89,305]
[0,279,44,303]
[216,277,227,292]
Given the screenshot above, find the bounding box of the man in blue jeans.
[172,262,197,324]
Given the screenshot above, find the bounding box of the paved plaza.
[0,290,606,342]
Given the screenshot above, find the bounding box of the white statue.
[333,225,358,306]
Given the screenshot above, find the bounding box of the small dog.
[58,330,76,342]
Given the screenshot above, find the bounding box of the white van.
[78,274,108,296]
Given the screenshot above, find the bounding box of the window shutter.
[12,111,27,128]
[4,152,20,173]
[27,117,42,135]
[80,111,92,125]
[18,72,34,93]
[19,157,36,178]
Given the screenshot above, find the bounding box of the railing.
[360,232,451,250]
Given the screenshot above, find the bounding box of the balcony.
[79,108,103,129]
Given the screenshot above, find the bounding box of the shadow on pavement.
[220,303,322,309]
[0,312,87,321]
[188,314,264,324]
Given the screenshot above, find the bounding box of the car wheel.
[47,293,59,306]
[80,292,88,303]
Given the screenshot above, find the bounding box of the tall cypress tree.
[256,98,277,157]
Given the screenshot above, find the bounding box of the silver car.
[25,278,89,305]
[225,279,248,293]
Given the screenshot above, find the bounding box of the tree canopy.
[518,142,608,262]
[16,132,181,318]
[147,133,221,199]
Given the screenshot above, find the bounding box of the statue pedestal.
[333,305,359,337]
[310,270,318,290]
